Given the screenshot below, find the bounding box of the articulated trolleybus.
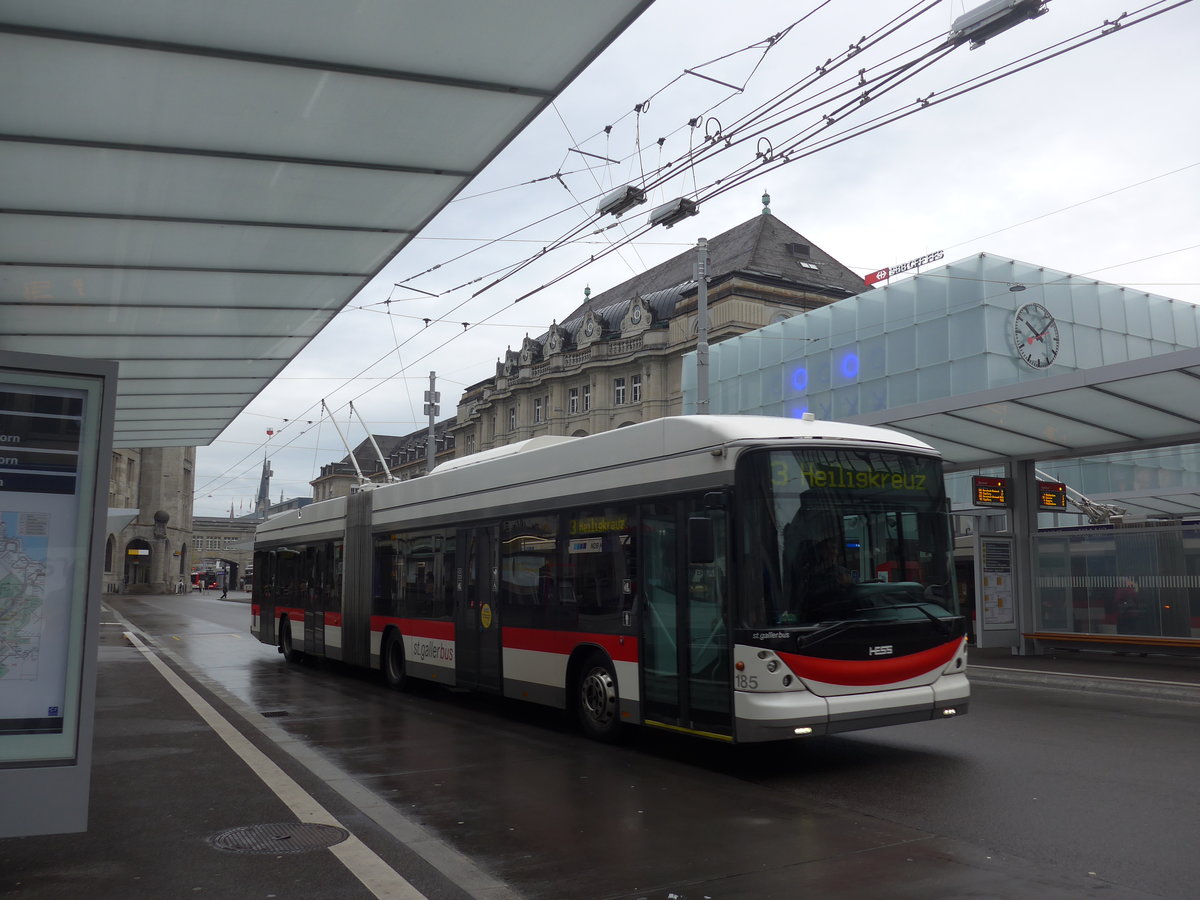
[251,415,968,743]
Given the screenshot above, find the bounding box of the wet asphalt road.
[110,592,1200,899]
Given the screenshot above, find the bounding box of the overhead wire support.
[567,147,620,164]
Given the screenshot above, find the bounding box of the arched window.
[105,535,114,572]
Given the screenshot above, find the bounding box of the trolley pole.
[423,371,440,475]
[696,237,710,413]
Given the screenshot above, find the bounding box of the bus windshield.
[737,447,956,630]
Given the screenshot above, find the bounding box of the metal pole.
[696,237,709,413]
[425,371,439,474]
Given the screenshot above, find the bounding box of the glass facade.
[686,254,1200,421]
[686,253,1200,642]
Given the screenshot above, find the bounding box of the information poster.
[1,355,113,838]
[0,380,95,762]
[980,538,1015,628]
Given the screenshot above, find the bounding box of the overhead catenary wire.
[494,0,1193,305]
[195,0,1197,506]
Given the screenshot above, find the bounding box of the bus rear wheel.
[576,654,621,742]
[279,618,301,663]
[382,631,407,691]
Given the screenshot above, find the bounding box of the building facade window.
[568,387,579,414]
[613,377,626,406]
[632,373,642,403]
[583,385,591,411]
[193,536,203,551]
[508,407,516,432]
[534,397,543,423]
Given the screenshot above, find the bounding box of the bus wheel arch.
[381,627,407,691]
[572,648,622,742]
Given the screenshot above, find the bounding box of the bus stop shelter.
[0,0,653,838]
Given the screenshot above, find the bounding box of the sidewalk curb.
[968,664,1200,704]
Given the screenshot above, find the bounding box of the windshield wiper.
[854,603,953,635]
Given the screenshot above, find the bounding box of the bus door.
[640,501,731,737]
[456,525,502,692]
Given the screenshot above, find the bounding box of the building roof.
[555,214,868,336]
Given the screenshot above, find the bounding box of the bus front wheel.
[576,654,621,742]
[382,631,407,691]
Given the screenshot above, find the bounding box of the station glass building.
[684,252,1200,647]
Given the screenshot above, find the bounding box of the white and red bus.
[251,415,969,743]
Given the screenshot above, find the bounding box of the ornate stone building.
[104,446,195,593]
[451,212,870,452]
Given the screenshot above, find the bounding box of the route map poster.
[0,377,97,764]
[0,384,85,744]
[0,355,113,838]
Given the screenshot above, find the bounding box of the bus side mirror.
[688,516,715,564]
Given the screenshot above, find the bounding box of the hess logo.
[868,644,894,657]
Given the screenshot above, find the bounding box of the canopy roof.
[0,0,651,447]
[850,348,1200,472]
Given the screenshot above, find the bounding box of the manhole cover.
[208,822,349,855]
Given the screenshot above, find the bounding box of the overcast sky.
[193,0,1200,517]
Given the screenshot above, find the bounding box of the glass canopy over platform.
[0,0,652,447]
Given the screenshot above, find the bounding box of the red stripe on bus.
[502,627,639,663]
[370,616,455,640]
[325,612,342,628]
[777,639,961,687]
[251,604,260,616]
[276,606,304,621]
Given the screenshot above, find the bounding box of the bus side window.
[438,532,455,619]
[566,506,634,621]
[500,516,557,629]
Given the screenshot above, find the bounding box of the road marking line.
[123,630,425,900]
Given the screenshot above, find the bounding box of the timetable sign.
[1038,480,1068,510]
[973,475,1009,507]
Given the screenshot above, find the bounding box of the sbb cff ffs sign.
[863,250,945,286]
[973,476,1009,507]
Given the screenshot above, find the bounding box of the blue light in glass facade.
[788,403,810,418]
[790,366,808,392]
[840,351,859,379]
